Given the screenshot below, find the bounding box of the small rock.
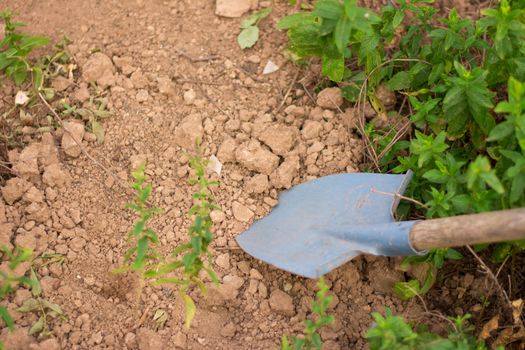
[235,140,279,175]
[124,332,136,348]
[269,289,295,316]
[341,108,359,130]
[249,268,263,280]
[216,253,231,270]
[0,200,5,223]
[301,120,323,140]
[316,87,343,109]
[258,125,296,156]
[83,132,97,142]
[135,89,150,102]
[42,164,70,188]
[245,174,269,193]
[173,114,203,150]
[82,52,115,87]
[12,144,40,180]
[72,83,90,103]
[136,328,164,350]
[157,77,175,96]
[247,54,261,64]
[232,201,254,222]
[284,105,305,117]
[1,177,31,204]
[51,76,72,92]
[172,332,187,349]
[130,70,148,89]
[210,210,226,223]
[376,83,396,109]
[209,274,245,303]
[130,154,148,170]
[23,186,44,203]
[220,322,237,337]
[0,223,13,249]
[15,231,37,250]
[217,138,237,163]
[183,89,196,104]
[367,261,404,294]
[307,141,324,155]
[215,0,253,17]
[26,202,50,223]
[62,121,85,158]
[69,237,86,252]
[271,157,300,189]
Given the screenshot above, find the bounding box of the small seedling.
[148,150,220,328]
[367,309,503,349]
[282,277,335,350]
[117,151,220,329]
[238,7,272,49]
[114,162,162,287]
[17,268,66,337]
[0,245,33,344]
[0,10,49,86]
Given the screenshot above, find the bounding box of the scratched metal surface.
[235,172,421,278]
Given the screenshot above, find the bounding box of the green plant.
[0,10,49,86]
[367,309,503,350]
[282,277,335,350]
[117,153,219,328]
[0,245,32,349]
[238,7,273,49]
[278,0,525,297]
[148,151,220,328]
[114,162,162,304]
[17,268,66,337]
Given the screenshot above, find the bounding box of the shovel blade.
[235,172,416,278]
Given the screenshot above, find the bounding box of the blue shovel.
[235,172,525,278]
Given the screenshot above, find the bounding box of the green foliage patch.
[278,0,525,296]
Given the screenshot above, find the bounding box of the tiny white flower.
[207,155,223,176]
[15,91,29,105]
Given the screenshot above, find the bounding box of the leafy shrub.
[282,277,335,350]
[278,0,525,294]
[117,153,219,328]
[0,10,49,86]
[367,309,503,350]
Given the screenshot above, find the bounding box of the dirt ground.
[0,0,512,349]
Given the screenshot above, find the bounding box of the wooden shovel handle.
[409,208,525,251]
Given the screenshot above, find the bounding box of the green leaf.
[393,279,421,300]
[182,294,196,329]
[334,14,352,52]
[238,26,259,49]
[17,298,40,312]
[277,13,314,30]
[32,67,44,90]
[240,7,272,29]
[0,307,14,331]
[313,0,344,19]
[91,120,105,144]
[392,10,405,28]
[510,175,525,204]
[30,268,42,297]
[322,42,344,82]
[28,316,44,335]
[445,248,463,260]
[388,71,412,91]
[487,121,514,141]
[131,237,148,271]
[41,300,64,316]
